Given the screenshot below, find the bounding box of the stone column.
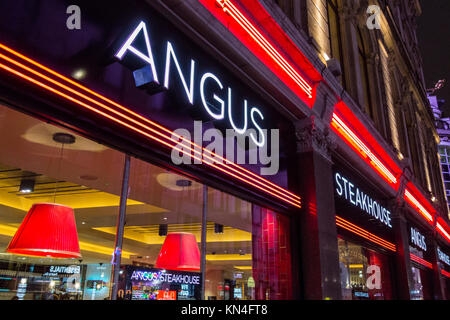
[427,240,447,300]
[292,115,342,299]
[390,206,414,300]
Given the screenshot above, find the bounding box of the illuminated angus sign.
[334,171,392,229]
[115,20,267,147]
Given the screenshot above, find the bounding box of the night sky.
[417,0,450,116]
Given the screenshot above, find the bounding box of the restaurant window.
[205,192,292,300]
[117,157,293,300]
[0,105,294,301]
[338,238,393,300]
[0,105,125,300]
[410,265,433,300]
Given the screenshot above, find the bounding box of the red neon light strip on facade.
[0,44,301,208]
[0,43,300,205]
[331,113,398,186]
[0,43,300,204]
[335,216,396,252]
[404,189,434,224]
[436,222,450,242]
[410,253,433,269]
[215,0,312,98]
[442,269,450,278]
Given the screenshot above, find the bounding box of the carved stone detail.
[295,117,336,162]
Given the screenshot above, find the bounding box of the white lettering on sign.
[335,172,392,228]
[410,227,427,251]
[438,248,450,266]
[115,21,266,147]
[130,270,200,285]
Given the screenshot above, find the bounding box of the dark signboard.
[0,0,292,188]
[333,164,394,243]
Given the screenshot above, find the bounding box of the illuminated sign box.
[118,265,201,300]
[334,171,392,229]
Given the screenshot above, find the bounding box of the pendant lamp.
[7,132,81,258]
[7,203,81,258]
[155,232,200,271]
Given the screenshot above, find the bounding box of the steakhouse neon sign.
[115,21,266,147]
[335,172,392,228]
[130,270,200,285]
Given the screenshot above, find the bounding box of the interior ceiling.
[0,105,253,267]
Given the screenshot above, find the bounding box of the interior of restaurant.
[0,105,260,300]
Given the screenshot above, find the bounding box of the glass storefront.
[0,105,292,300]
[338,238,393,300]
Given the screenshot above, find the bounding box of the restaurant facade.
[0,0,448,300]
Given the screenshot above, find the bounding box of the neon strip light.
[335,215,396,252]
[0,43,300,208]
[436,222,450,242]
[442,269,450,278]
[410,253,433,269]
[404,189,434,223]
[215,0,313,98]
[331,113,397,185]
[0,43,299,204]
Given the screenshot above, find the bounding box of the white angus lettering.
[227,88,248,134]
[117,21,268,147]
[200,73,225,120]
[250,107,265,147]
[115,21,159,84]
[164,42,196,105]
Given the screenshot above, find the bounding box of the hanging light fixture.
[155,232,200,271]
[7,132,81,258]
[7,203,81,258]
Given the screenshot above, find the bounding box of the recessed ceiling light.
[19,178,35,193]
[72,68,87,80]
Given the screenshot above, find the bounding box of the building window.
[356,28,374,120]
[338,239,393,300]
[326,0,345,86]
[0,105,293,300]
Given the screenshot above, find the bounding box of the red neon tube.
[0,43,301,208]
[410,253,432,269]
[335,215,396,252]
[198,0,320,107]
[0,43,300,205]
[403,182,435,225]
[0,43,300,204]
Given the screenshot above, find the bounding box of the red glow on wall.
[410,253,433,269]
[155,232,200,272]
[7,203,81,258]
[0,42,301,209]
[331,102,401,190]
[335,215,396,252]
[198,0,320,108]
[252,207,292,299]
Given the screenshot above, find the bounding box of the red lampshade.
[7,203,81,258]
[155,232,200,271]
